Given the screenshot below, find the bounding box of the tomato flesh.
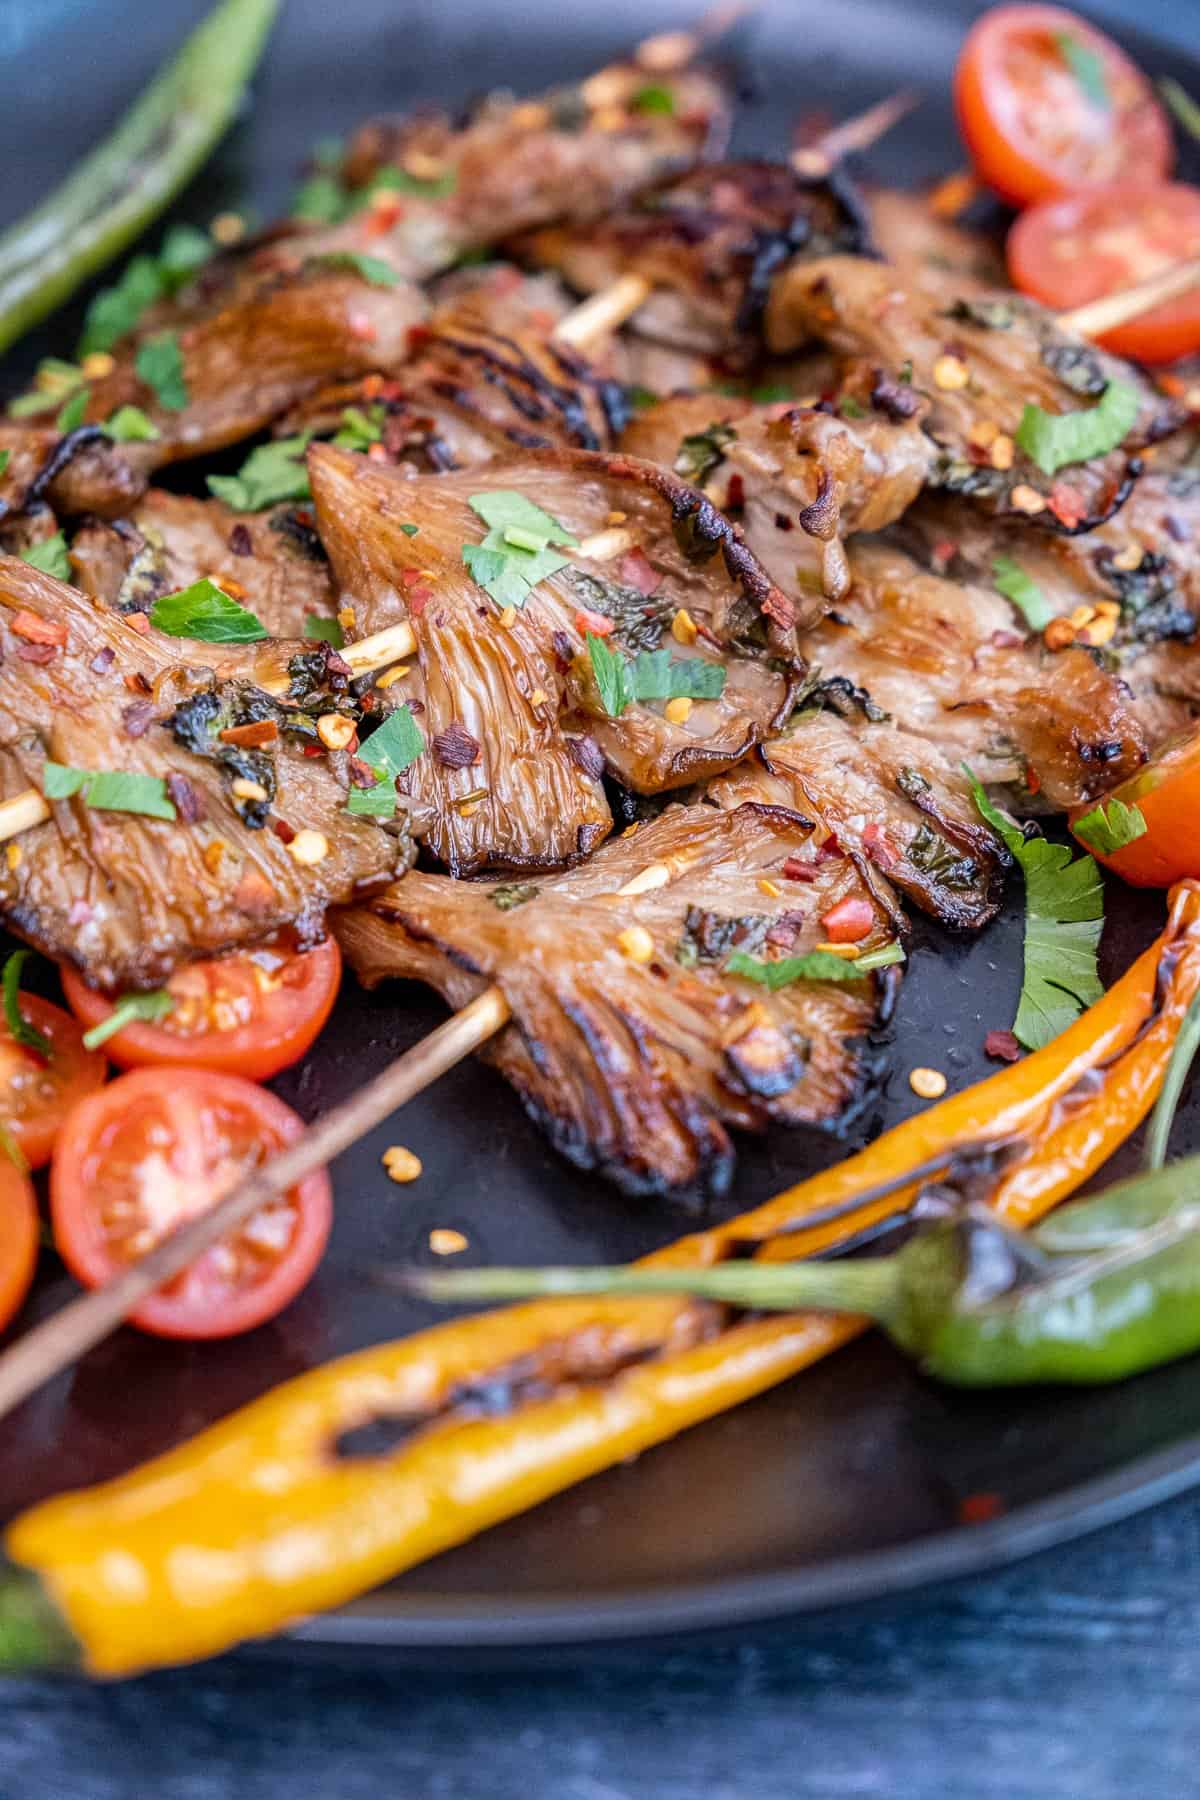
[954,5,1172,209]
[50,1067,332,1339]
[61,935,341,1081]
[1070,728,1200,887]
[1008,185,1200,365]
[0,991,107,1170]
[0,1156,39,1334]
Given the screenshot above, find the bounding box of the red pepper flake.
[219,719,280,750]
[990,628,1024,649]
[863,822,899,870]
[272,817,297,845]
[407,324,431,352]
[16,642,58,664]
[819,895,874,943]
[984,1029,1021,1063]
[124,671,152,696]
[68,900,93,927]
[10,610,66,647]
[724,473,745,511]
[90,647,116,675]
[618,549,661,597]
[165,773,204,822]
[302,744,325,758]
[432,720,481,769]
[363,196,404,234]
[958,1491,1005,1526]
[1048,483,1087,530]
[121,701,156,738]
[407,587,432,616]
[782,855,818,882]
[575,605,614,637]
[124,611,151,635]
[931,538,958,572]
[1024,762,1042,797]
[228,524,253,557]
[347,755,378,788]
[349,311,377,343]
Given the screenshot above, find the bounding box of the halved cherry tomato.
[0,990,106,1170]
[50,1068,333,1340]
[1009,185,1200,364]
[1069,727,1200,887]
[60,935,341,1081]
[954,5,1173,209]
[0,1155,39,1334]
[820,896,875,943]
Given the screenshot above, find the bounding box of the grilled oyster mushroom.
[620,366,932,616]
[330,60,732,280]
[71,490,336,640]
[337,798,898,1202]
[711,716,1007,932]
[798,541,1147,810]
[898,474,1200,750]
[766,255,1184,524]
[279,278,627,472]
[0,558,408,991]
[512,159,872,365]
[309,445,802,873]
[0,423,147,524]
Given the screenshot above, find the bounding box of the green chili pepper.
[0,0,279,356]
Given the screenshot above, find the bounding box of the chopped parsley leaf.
[43,762,176,822]
[311,251,399,288]
[586,634,728,716]
[55,385,90,432]
[631,84,676,114]
[726,941,905,988]
[348,704,426,817]
[150,578,268,645]
[2,951,52,1058]
[102,405,160,443]
[305,614,346,648]
[20,534,71,581]
[1015,380,1139,477]
[208,432,313,512]
[462,491,577,610]
[134,332,188,412]
[992,555,1054,631]
[1072,795,1147,857]
[969,769,1104,1050]
[1055,31,1110,109]
[81,990,174,1051]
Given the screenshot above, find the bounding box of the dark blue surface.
[0,0,1197,1791]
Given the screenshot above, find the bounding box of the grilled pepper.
[3,881,1199,1678]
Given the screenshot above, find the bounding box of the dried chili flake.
[219,719,280,750]
[432,720,480,769]
[574,606,614,637]
[618,549,661,597]
[89,647,116,675]
[984,1029,1021,1063]
[228,524,253,557]
[121,701,156,738]
[1048,483,1087,529]
[16,643,58,664]
[165,772,205,822]
[568,734,605,781]
[958,1491,1004,1525]
[10,610,66,647]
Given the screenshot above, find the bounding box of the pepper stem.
[405,1258,903,1320]
[0,1559,79,1672]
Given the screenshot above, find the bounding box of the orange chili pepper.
[5,882,1200,1679]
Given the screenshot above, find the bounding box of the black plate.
[3,0,1200,1660]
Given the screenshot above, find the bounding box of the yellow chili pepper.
[5,882,1200,1678]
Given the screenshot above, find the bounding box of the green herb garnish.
[0,1123,27,1175]
[362,164,457,201]
[305,614,345,648]
[150,578,267,644]
[332,405,385,451]
[1160,77,1200,141]
[837,394,867,419]
[992,556,1054,631]
[20,534,71,581]
[726,941,905,989]
[102,404,160,443]
[462,490,577,610]
[55,385,90,432]
[348,704,426,816]
[134,331,188,411]
[78,225,212,358]
[631,84,676,115]
[81,989,174,1051]
[311,251,398,288]
[8,358,85,419]
[674,422,736,485]
[585,634,728,717]
[490,882,539,912]
[1055,31,1110,109]
[1015,380,1139,477]
[970,771,1104,1050]
[1071,795,1147,857]
[43,762,176,821]
[0,450,9,479]
[2,951,51,1058]
[208,432,313,512]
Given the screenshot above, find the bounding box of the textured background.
[0,0,1196,1792]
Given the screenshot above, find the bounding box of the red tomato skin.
[50,1068,333,1340]
[1007,185,1200,366]
[0,1158,39,1334]
[954,5,1173,209]
[0,992,107,1169]
[1069,729,1200,887]
[60,938,341,1082]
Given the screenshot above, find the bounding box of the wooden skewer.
[790,88,921,179]
[0,984,513,1422]
[1055,253,1200,338]
[551,273,653,351]
[0,621,420,846]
